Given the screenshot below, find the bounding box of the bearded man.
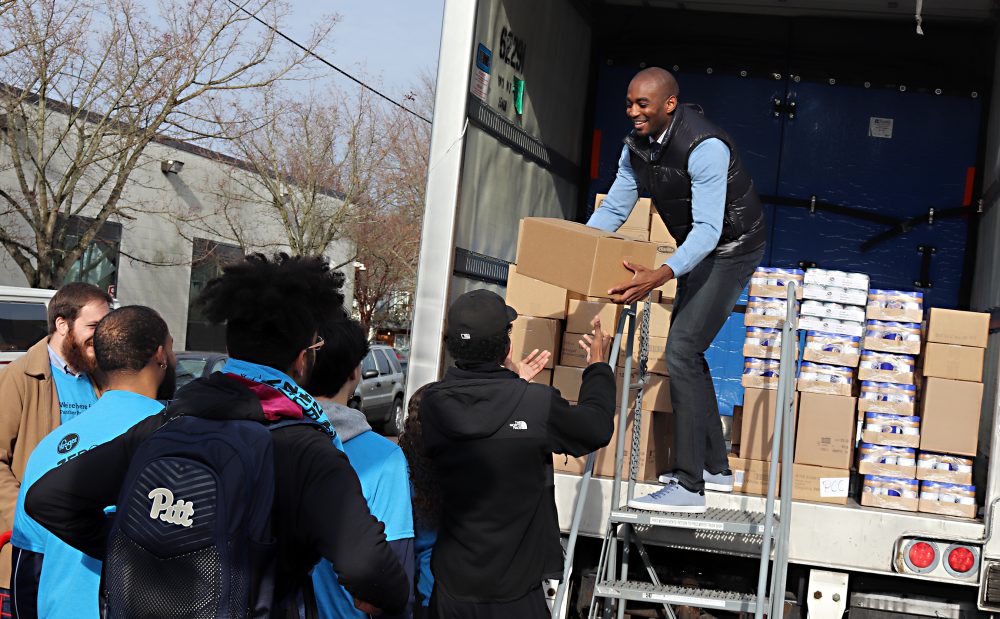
[0,282,111,601]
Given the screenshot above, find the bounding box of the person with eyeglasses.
[587,67,767,513]
[24,254,409,618]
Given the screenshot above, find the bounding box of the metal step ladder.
[552,283,800,619]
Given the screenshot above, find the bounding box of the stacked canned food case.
[857,289,925,511]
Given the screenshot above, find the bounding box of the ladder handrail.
[755,281,799,618]
[552,305,637,619]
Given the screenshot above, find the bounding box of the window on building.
[185,238,243,352]
[61,216,122,293]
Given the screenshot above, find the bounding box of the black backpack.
[101,415,305,618]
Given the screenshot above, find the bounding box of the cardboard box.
[744,343,783,361]
[656,279,678,301]
[728,455,780,496]
[918,498,977,519]
[794,393,856,469]
[858,460,916,479]
[742,374,780,390]
[595,194,652,232]
[567,299,623,335]
[552,400,617,478]
[616,226,650,242]
[857,367,914,384]
[861,492,918,512]
[792,464,850,505]
[510,316,560,370]
[557,407,675,481]
[552,366,585,401]
[731,406,743,453]
[649,210,678,246]
[866,305,922,323]
[740,388,797,461]
[530,369,552,386]
[915,453,974,485]
[749,283,804,300]
[637,302,673,339]
[616,369,671,412]
[857,396,915,418]
[796,378,855,397]
[635,336,669,375]
[863,335,921,356]
[861,429,920,449]
[802,347,859,368]
[920,378,984,457]
[922,343,984,382]
[505,264,569,320]
[744,313,792,329]
[515,218,667,297]
[926,308,989,348]
[559,334,589,368]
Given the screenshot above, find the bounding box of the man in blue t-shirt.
[10,305,177,618]
[305,317,414,619]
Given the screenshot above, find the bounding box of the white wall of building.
[0,134,355,351]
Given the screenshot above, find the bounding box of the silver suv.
[350,344,407,435]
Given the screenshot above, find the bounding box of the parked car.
[350,344,407,435]
[174,351,229,391]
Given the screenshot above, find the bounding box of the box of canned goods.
[743,327,790,360]
[802,331,861,367]
[742,357,781,390]
[745,296,798,329]
[861,475,919,512]
[804,268,871,291]
[749,267,805,299]
[797,362,856,396]
[867,289,924,323]
[798,315,865,337]
[858,381,917,417]
[863,320,922,355]
[916,452,974,485]
[801,300,867,323]
[918,481,977,518]
[803,284,869,306]
[857,443,917,478]
[862,412,920,448]
[857,351,916,384]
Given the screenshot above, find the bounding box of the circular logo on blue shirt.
[57,433,80,454]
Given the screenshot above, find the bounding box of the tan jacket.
[0,337,61,588]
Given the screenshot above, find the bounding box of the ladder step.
[593,579,761,613]
[610,506,777,535]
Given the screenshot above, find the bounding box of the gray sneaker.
[657,469,734,492]
[627,482,706,514]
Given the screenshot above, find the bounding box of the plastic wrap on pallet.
[707,308,748,415]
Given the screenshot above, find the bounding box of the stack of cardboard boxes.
[510,212,678,483]
[792,269,868,505]
[732,267,803,495]
[915,309,989,518]
[857,290,925,512]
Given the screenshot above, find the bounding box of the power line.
[227,0,433,124]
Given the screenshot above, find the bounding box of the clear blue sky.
[285,0,445,95]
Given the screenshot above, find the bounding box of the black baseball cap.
[446,289,518,342]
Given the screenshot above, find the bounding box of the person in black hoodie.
[24,254,409,617]
[420,289,617,619]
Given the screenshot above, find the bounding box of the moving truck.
[409,0,1000,614]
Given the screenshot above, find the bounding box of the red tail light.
[948,547,976,573]
[908,541,936,569]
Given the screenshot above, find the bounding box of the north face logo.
[148,488,195,527]
[509,421,527,430]
[57,434,79,454]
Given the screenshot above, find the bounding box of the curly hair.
[197,253,345,372]
[398,384,441,530]
[445,331,509,365]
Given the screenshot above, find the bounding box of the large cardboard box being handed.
[515,218,670,297]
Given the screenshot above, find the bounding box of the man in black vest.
[588,67,766,513]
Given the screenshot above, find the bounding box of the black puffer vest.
[626,104,767,257]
